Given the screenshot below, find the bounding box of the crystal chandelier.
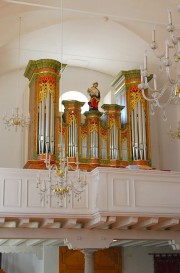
[3,17,31,130]
[3,107,31,131]
[167,121,180,140]
[36,145,87,207]
[138,9,180,120]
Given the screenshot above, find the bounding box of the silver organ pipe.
[68,125,71,156]
[38,102,42,154]
[41,98,45,154]
[110,128,112,159]
[137,101,143,160]
[45,91,50,153]
[134,106,139,160]
[50,95,54,154]
[142,106,147,160]
[113,124,116,158]
[110,123,119,160]
[90,130,98,158]
[131,101,147,161]
[131,111,135,160]
[38,90,56,155]
[68,118,78,157]
[95,130,98,158]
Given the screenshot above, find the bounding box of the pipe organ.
[24,61,151,170]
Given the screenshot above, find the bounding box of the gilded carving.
[129,85,146,111]
[90,118,98,133]
[38,75,56,103]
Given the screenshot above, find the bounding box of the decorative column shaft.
[81,249,96,273]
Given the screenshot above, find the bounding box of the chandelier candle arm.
[139,9,180,117]
[2,17,31,131]
[167,122,180,140]
[36,146,87,206]
[152,26,155,42]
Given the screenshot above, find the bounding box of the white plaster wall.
[0,69,26,168]
[43,246,59,273]
[122,246,154,273]
[150,111,161,170]
[2,252,43,273]
[158,104,180,171]
[150,104,180,171]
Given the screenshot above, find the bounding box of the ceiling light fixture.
[36,146,87,207]
[167,121,180,141]
[2,17,31,131]
[138,10,180,121]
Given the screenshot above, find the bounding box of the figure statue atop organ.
[87,82,101,111]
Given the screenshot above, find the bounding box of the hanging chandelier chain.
[2,17,31,131]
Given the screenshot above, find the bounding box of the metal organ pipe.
[131,101,147,161]
[45,91,50,153]
[95,130,98,158]
[142,106,147,160]
[38,102,42,154]
[131,111,135,160]
[68,117,78,157]
[41,99,45,153]
[50,95,54,154]
[38,90,56,155]
[134,106,139,160]
[110,123,119,160]
[137,101,143,160]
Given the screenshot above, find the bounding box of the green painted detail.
[83,110,103,118]
[111,70,153,91]
[128,158,133,164]
[100,159,110,165]
[101,104,124,112]
[111,69,141,87]
[62,100,85,108]
[80,158,90,164]
[148,159,152,166]
[54,153,59,160]
[24,59,67,81]
[33,152,38,160]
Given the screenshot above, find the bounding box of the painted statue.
[87,82,101,110]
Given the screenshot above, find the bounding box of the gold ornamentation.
[67,112,77,125]
[38,76,56,102]
[81,126,88,139]
[129,85,146,111]
[100,127,107,139]
[90,118,98,133]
